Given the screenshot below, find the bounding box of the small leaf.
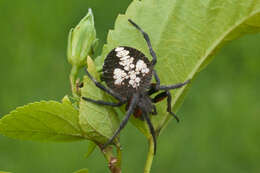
[84,141,96,158]
[73,168,88,173]
[79,57,120,145]
[0,100,85,141]
[97,0,260,137]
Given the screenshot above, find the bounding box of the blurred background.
[0,0,260,172]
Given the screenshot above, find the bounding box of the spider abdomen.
[103,46,153,98]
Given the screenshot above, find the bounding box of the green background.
[0,0,260,172]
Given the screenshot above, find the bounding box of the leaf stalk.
[144,136,155,173]
[70,66,79,98]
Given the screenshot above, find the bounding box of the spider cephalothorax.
[83,19,189,154]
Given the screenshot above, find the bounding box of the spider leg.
[147,83,158,96]
[142,110,157,154]
[151,91,180,122]
[165,90,180,122]
[152,92,167,103]
[158,79,190,90]
[82,97,125,107]
[85,68,125,102]
[153,70,160,86]
[147,69,161,95]
[101,93,140,149]
[128,19,157,66]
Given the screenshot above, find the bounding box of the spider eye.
[102,46,152,96]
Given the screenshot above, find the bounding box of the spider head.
[103,46,153,99]
[125,91,155,119]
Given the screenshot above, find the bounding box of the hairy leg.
[151,91,180,122]
[82,97,126,107]
[101,93,140,149]
[142,110,157,154]
[158,80,190,90]
[85,68,125,102]
[128,19,157,66]
[165,91,180,122]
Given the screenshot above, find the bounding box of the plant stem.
[70,66,79,97]
[144,137,155,173]
[102,146,122,173]
[116,145,122,169]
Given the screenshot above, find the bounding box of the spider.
[82,19,189,154]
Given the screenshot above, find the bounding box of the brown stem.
[102,146,122,173]
[109,157,121,173]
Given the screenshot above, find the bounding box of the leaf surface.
[84,141,96,158]
[97,0,260,136]
[79,57,120,144]
[0,99,84,141]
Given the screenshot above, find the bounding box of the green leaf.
[84,141,96,158]
[97,0,260,137]
[0,99,85,141]
[79,57,120,145]
[73,168,88,173]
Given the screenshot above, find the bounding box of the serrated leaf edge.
[0,100,86,140]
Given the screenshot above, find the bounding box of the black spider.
[82,19,189,154]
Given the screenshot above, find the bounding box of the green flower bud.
[67,8,98,68]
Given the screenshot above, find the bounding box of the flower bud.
[67,8,98,68]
